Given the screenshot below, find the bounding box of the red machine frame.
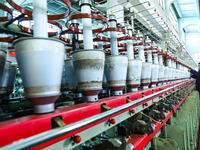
[0,80,194,149]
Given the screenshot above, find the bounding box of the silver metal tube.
[1,80,193,150]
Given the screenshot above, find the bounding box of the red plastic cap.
[170,92,172,94]
[154,102,158,105]
[110,119,116,124]
[130,109,135,114]
[144,103,148,106]
[165,93,168,95]
[160,95,164,98]
[74,135,81,143]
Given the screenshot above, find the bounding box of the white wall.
[178,17,199,43]
[185,32,200,64]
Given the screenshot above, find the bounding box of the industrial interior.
[0,0,200,149]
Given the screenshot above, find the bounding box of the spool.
[127,59,142,92]
[14,38,65,113]
[141,62,152,89]
[72,49,105,102]
[105,55,128,95]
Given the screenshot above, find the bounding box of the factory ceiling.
[0,0,197,67]
[173,0,200,33]
[177,0,199,17]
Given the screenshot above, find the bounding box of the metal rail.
[1,80,193,150]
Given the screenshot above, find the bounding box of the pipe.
[109,13,119,55]
[126,25,134,60]
[136,31,145,62]
[71,19,79,51]
[1,80,193,150]
[167,58,172,68]
[147,50,152,63]
[33,0,48,38]
[153,53,158,64]
[4,14,25,28]
[138,46,145,62]
[80,1,93,49]
[158,55,163,66]
[97,24,104,50]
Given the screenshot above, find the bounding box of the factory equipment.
[104,13,128,96]
[13,0,67,113]
[151,43,159,87]
[0,60,11,95]
[0,0,198,150]
[137,32,152,90]
[158,52,165,86]
[66,0,106,102]
[126,25,142,92]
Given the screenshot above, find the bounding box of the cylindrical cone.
[105,55,128,95]
[72,49,105,102]
[0,60,11,95]
[158,65,164,84]
[141,62,152,88]
[151,64,159,87]
[7,64,17,95]
[163,66,169,84]
[167,67,172,83]
[14,38,65,113]
[127,59,142,92]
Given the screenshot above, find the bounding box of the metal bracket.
[140,112,161,124]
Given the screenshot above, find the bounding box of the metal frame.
[0,79,193,149]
